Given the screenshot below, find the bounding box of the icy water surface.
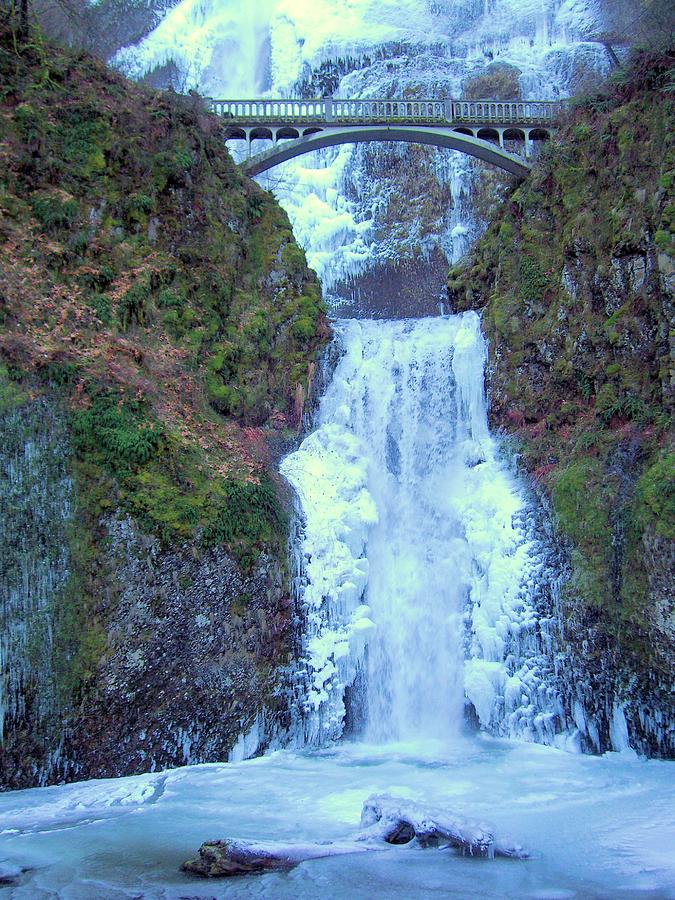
[1,738,673,899]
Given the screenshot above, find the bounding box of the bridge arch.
[226,127,247,141]
[476,126,500,145]
[249,126,273,141]
[528,127,550,143]
[236,125,534,178]
[276,126,300,140]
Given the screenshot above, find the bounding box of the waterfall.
[282,312,563,746]
[113,0,613,752]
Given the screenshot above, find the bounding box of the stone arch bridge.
[208,97,566,178]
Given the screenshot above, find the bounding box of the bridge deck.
[208,97,564,177]
[208,97,566,128]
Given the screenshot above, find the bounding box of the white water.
[282,313,564,748]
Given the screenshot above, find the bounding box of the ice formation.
[1,740,673,897]
[283,314,564,745]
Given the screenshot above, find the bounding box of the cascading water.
[113,0,618,752]
[282,312,563,747]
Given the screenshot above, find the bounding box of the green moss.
[203,476,286,566]
[552,458,613,605]
[53,488,109,705]
[498,221,514,242]
[519,255,549,304]
[71,391,164,476]
[280,241,307,276]
[124,467,201,542]
[152,147,192,191]
[0,364,27,413]
[291,316,317,343]
[47,103,113,181]
[634,452,675,539]
[655,229,672,249]
[31,193,78,231]
[206,376,241,416]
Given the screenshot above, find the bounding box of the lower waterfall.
[282,312,563,748]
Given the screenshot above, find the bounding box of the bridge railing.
[451,100,564,124]
[209,98,566,125]
[210,99,328,120]
[330,99,447,121]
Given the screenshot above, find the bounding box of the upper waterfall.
[282,313,562,746]
[115,0,610,311]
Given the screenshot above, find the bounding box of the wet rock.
[182,840,296,877]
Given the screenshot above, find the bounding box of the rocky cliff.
[0,24,328,787]
[449,50,674,756]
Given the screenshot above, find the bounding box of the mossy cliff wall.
[0,27,328,787]
[449,51,674,756]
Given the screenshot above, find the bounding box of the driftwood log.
[359,794,530,859]
[182,793,530,877]
[181,839,376,877]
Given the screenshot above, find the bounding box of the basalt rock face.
[449,51,674,757]
[0,27,328,787]
[57,516,292,785]
[0,432,294,787]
